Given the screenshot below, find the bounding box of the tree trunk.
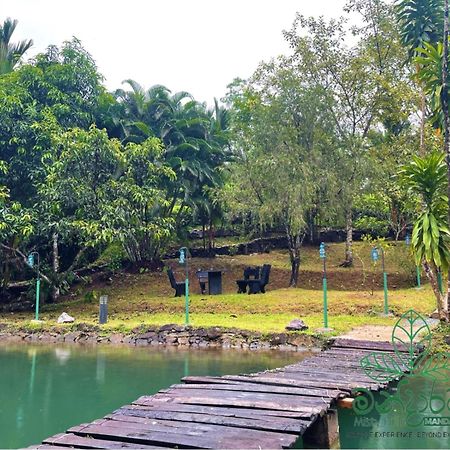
[423,261,447,320]
[208,218,214,255]
[289,250,300,287]
[52,232,60,302]
[286,228,302,287]
[443,0,450,320]
[341,209,353,267]
[202,222,206,250]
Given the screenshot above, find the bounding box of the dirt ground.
[339,318,440,342]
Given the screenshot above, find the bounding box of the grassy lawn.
[0,242,438,336]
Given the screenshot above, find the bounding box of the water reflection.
[0,344,304,448]
[54,347,71,364]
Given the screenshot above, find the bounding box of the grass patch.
[1,243,439,337]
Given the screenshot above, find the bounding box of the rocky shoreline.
[0,323,325,351]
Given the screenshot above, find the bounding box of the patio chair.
[236,266,260,293]
[167,268,185,297]
[247,264,271,294]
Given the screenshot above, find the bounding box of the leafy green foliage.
[400,152,450,270]
[415,42,449,128]
[0,18,33,74]
[395,0,444,58]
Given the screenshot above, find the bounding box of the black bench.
[247,264,271,294]
[236,266,260,293]
[167,268,185,297]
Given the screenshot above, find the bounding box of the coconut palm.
[0,18,33,75]
[400,151,450,320]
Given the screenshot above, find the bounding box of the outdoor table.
[207,270,223,295]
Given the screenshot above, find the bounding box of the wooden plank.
[332,339,411,352]
[43,432,163,448]
[125,402,316,420]
[142,392,326,415]
[69,421,298,449]
[159,388,330,407]
[108,410,310,435]
[268,371,381,387]
[171,382,344,398]
[281,369,380,384]
[182,374,366,392]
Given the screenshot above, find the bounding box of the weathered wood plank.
[69,421,298,449]
[169,382,344,398]
[181,374,368,392]
[140,393,326,415]
[124,402,316,420]
[43,432,163,448]
[107,410,310,434]
[159,388,330,407]
[332,339,410,352]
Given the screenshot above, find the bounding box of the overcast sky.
[2,0,349,103]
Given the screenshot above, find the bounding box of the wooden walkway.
[30,339,415,449]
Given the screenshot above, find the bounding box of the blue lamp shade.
[319,242,326,259]
[27,254,34,268]
[405,234,411,246]
[179,249,186,264]
[371,248,379,262]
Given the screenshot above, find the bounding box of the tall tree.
[284,0,409,266]
[226,70,337,286]
[395,0,444,153]
[0,18,33,75]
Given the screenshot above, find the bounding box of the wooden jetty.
[30,339,415,449]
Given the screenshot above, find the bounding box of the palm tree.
[395,0,444,152]
[0,18,33,75]
[400,152,450,320]
[116,81,231,254]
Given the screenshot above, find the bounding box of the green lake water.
[338,376,450,449]
[0,344,302,449]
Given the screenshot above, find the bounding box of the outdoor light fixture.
[371,246,388,315]
[179,247,190,325]
[27,251,41,321]
[319,242,328,328]
[371,247,379,263]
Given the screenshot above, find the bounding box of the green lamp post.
[27,252,41,321]
[371,247,389,315]
[319,242,328,328]
[179,247,189,325]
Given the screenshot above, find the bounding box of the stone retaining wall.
[0,323,324,351]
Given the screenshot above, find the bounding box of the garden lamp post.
[27,251,41,321]
[371,247,389,315]
[406,233,421,288]
[179,247,189,325]
[319,242,328,328]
